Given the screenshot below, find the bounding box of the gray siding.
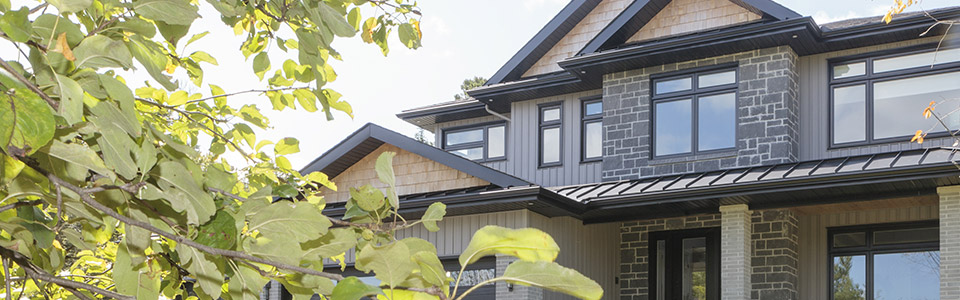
[435,90,604,187]
[797,36,953,160]
[796,202,939,300]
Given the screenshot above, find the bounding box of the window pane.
[874,47,960,73]
[833,255,867,300]
[833,232,866,248]
[698,70,736,88]
[833,62,866,79]
[655,99,692,155]
[698,93,736,151]
[585,101,603,116]
[874,72,960,139]
[656,77,692,94]
[542,127,560,164]
[874,227,938,245]
[445,129,483,146]
[682,237,707,300]
[487,126,505,158]
[450,147,483,160]
[874,251,940,300]
[584,121,602,159]
[542,107,561,122]
[833,85,867,144]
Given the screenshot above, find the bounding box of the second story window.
[652,67,738,157]
[830,47,960,146]
[539,103,562,167]
[582,97,603,162]
[442,123,506,162]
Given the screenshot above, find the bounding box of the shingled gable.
[485,0,800,86]
[299,123,531,191]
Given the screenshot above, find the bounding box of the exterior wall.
[795,198,939,300]
[602,46,800,181]
[938,186,960,299]
[435,90,604,187]
[796,36,953,161]
[627,0,760,43]
[523,0,632,77]
[750,209,799,299]
[322,144,489,203]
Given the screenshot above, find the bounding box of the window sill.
[648,149,738,166]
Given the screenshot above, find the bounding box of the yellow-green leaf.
[459,226,560,266]
[501,261,603,300]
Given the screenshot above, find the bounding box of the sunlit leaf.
[501,261,603,300]
[459,226,560,266]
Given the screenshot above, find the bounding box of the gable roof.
[299,123,531,188]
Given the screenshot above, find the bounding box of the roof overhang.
[396,100,489,128]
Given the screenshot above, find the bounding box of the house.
[275,0,960,299]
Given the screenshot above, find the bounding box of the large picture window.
[830,46,960,146]
[652,67,737,157]
[539,103,562,167]
[828,222,939,300]
[581,96,603,162]
[442,123,506,162]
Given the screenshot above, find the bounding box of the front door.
[649,228,720,300]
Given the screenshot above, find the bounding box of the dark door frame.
[648,227,720,300]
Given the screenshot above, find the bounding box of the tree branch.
[0,246,132,300]
[0,59,57,110]
[0,200,43,213]
[3,258,12,300]
[185,86,310,104]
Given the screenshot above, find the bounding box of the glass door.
[650,228,719,300]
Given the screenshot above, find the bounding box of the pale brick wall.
[938,185,960,299]
[321,144,490,203]
[628,0,761,43]
[721,204,751,300]
[522,0,632,77]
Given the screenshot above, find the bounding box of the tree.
[414,129,433,146]
[833,256,866,300]
[453,76,486,100]
[0,1,601,300]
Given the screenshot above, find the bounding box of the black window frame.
[648,227,720,300]
[827,220,940,300]
[581,95,603,163]
[539,102,563,168]
[441,121,507,162]
[651,64,739,158]
[828,44,960,148]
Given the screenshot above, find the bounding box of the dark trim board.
[299,123,530,188]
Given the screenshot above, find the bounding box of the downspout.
[484,101,511,122]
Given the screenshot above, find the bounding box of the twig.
[368,0,421,16]
[53,183,64,232]
[134,97,228,123]
[0,200,43,213]
[3,258,12,300]
[185,86,309,104]
[86,16,121,37]
[135,97,254,161]
[0,59,58,110]
[132,198,187,234]
[28,3,48,14]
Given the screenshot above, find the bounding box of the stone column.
[495,254,542,300]
[720,204,751,300]
[938,185,960,299]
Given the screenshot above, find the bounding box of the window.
[649,228,719,300]
[539,103,562,167]
[652,67,738,157]
[830,46,960,146]
[581,96,603,162]
[442,123,506,162]
[828,222,939,300]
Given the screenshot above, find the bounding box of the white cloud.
[812,10,863,24]
[522,0,567,10]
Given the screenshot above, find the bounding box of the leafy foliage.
[0,0,602,299]
[453,76,486,101]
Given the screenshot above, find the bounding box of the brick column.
[938,185,960,299]
[721,204,751,300]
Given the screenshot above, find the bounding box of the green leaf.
[176,243,223,299]
[356,241,416,288]
[54,74,84,125]
[43,140,116,181]
[253,52,270,80]
[301,228,357,261]
[184,31,209,48]
[204,164,237,192]
[114,245,162,300]
[421,203,446,232]
[227,263,267,300]
[375,151,398,208]
[115,16,156,38]
[156,20,190,46]
[317,1,356,37]
[132,0,200,25]
[190,51,218,65]
[73,35,134,69]
[242,235,302,266]
[195,210,237,250]
[127,35,176,90]
[293,89,317,112]
[238,104,269,129]
[95,125,139,180]
[0,7,31,42]
[330,277,380,300]
[154,161,216,225]
[89,99,140,138]
[45,0,92,13]
[247,201,331,243]
[275,137,299,155]
[33,14,83,46]
[411,251,449,294]
[459,226,560,266]
[350,185,384,212]
[501,261,603,300]
[398,23,421,49]
[347,7,361,30]
[0,85,55,155]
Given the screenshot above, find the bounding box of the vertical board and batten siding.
[528,214,621,300]
[796,203,939,300]
[434,90,604,187]
[797,36,952,161]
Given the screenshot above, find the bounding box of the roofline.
[738,0,802,20]
[299,123,531,188]
[396,100,486,121]
[486,0,602,85]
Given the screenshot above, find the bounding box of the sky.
[3,0,959,169]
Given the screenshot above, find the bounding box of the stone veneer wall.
[601,46,800,181]
[619,209,799,300]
